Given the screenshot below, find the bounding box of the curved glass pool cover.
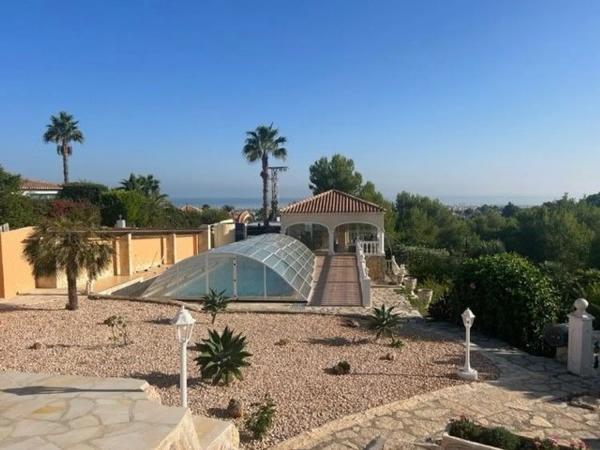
[143,234,315,301]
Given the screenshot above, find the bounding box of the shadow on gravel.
[307,336,370,347]
[130,371,201,389]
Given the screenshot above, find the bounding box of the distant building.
[20,179,62,199]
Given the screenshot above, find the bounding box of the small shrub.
[103,315,129,345]
[194,326,252,385]
[330,360,351,375]
[428,295,453,321]
[478,427,520,450]
[390,337,404,349]
[368,305,402,341]
[201,289,232,324]
[447,416,481,441]
[245,395,276,440]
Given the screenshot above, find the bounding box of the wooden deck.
[310,255,362,306]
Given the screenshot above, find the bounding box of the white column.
[377,229,385,255]
[328,228,335,255]
[180,340,188,407]
[568,298,595,377]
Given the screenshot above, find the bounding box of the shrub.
[390,337,404,349]
[428,294,453,321]
[478,427,520,450]
[47,199,101,224]
[330,360,351,375]
[59,181,108,205]
[368,305,402,341]
[445,253,561,355]
[391,244,459,282]
[99,190,154,227]
[245,395,276,440]
[201,289,232,324]
[103,315,129,345]
[195,326,252,385]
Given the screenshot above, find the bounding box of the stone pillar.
[568,298,595,377]
[328,228,335,255]
[377,229,385,255]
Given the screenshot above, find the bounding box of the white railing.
[358,240,380,256]
[355,240,371,307]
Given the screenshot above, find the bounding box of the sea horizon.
[170,194,561,210]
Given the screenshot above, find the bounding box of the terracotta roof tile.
[20,179,62,191]
[281,190,385,214]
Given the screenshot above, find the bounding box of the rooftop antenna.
[268,166,288,221]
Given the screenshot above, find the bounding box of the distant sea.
[170,195,557,209]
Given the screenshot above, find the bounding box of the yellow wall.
[176,235,196,260]
[0,227,210,299]
[131,236,164,272]
[0,227,37,298]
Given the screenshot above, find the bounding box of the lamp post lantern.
[172,305,196,407]
[458,308,478,380]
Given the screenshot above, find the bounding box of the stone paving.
[0,371,238,450]
[273,318,600,450]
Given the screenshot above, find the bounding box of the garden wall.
[0,227,36,298]
[0,227,211,298]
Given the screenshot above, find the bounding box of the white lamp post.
[172,305,196,407]
[458,308,478,380]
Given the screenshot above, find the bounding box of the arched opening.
[285,223,329,253]
[334,223,378,253]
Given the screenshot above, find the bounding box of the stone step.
[193,416,239,450]
[0,371,238,450]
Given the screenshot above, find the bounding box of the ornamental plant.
[195,326,252,385]
[201,289,232,324]
[368,305,402,341]
[103,315,129,346]
[245,395,276,440]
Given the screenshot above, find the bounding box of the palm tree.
[24,217,113,311]
[242,124,287,228]
[119,173,144,192]
[43,112,85,184]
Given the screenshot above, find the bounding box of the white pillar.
[328,228,335,255]
[568,298,595,377]
[180,341,188,407]
[377,229,385,255]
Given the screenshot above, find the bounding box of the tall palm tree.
[242,124,287,228]
[24,217,113,311]
[43,111,85,184]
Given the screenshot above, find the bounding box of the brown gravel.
[0,297,498,449]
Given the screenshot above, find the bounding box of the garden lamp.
[172,305,196,407]
[458,308,478,380]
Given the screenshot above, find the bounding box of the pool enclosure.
[143,233,315,301]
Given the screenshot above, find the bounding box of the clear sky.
[1,0,599,203]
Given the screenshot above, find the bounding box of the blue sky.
[1,0,599,203]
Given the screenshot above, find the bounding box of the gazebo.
[280,190,385,255]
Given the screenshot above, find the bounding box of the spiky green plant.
[368,305,402,341]
[195,326,252,385]
[201,289,232,324]
[245,395,276,440]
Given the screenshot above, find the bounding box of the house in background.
[19,179,62,199]
[280,189,385,256]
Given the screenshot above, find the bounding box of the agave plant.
[195,326,252,385]
[368,305,402,341]
[201,289,232,324]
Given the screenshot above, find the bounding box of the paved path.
[0,371,237,450]
[310,256,362,307]
[273,319,600,450]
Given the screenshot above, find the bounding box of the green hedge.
[59,182,108,205]
[443,253,561,355]
[391,243,459,282]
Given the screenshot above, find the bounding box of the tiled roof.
[281,190,385,214]
[20,179,62,191]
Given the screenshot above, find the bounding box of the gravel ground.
[0,297,498,449]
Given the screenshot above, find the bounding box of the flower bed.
[445,417,590,450]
